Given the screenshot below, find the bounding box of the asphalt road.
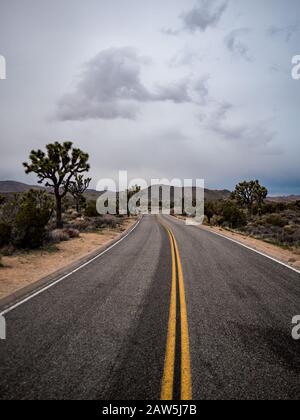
[0,215,299,400]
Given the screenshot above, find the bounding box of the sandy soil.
[0,219,136,300]
[200,224,300,271]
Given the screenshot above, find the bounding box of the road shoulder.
[0,218,138,310]
[200,224,300,271]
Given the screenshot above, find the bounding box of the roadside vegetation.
[204,180,300,249]
[1,144,299,266]
[0,141,130,266]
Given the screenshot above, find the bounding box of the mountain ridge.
[1,180,298,202]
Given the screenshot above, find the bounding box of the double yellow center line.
[159,221,192,401]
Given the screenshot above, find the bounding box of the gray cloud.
[212,121,275,148]
[156,77,209,105]
[57,47,151,121]
[267,22,299,42]
[168,49,204,68]
[1,0,300,195]
[57,47,205,121]
[224,28,253,61]
[203,102,276,150]
[181,0,228,32]
[163,0,228,35]
[155,79,192,104]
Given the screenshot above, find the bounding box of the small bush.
[284,225,298,235]
[221,202,247,229]
[85,201,99,217]
[12,190,54,249]
[49,229,70,243]
[211,215,223,226]
[63,228,80,238]
[292,228,300,244]
[265,214,287,228]
[100,215,118,228]
[0,222,12,247]
[0,244,15,256]
[261,202,287,214]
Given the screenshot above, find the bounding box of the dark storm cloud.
[267,22,299,42]
[57,47,207,121]
[224,28,253,61]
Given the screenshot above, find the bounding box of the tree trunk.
[55,194,63,229]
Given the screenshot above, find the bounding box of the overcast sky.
[0,0,299,194]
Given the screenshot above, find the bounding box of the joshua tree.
[24,141,90,228]
[69,175,92,214]
[232,180,268,213]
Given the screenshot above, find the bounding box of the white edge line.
[202,227,300,275]
[169,216,300,275]
[0,219,141,316]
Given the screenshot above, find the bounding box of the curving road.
[0,215,299,400]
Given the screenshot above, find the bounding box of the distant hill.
[0,180,44,193]
[204,188,231,201]
[85,185,231,202]
[0,181,231,202]
[267,195,300,203]
[2,180,297,203]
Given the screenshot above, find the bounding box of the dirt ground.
[0,218,136,300]
[200,224,300,271]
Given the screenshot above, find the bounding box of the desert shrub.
[0,194,20,225]
[12,190,54,249]
[260,202,287,215]
[0,244,15,256]
[100,215,117,228]
[202,215,209,225]
[253,219,265,226]
[48,229,70,243]
[288,200,300,211]
[220,202,247,228]
[0,222,12,247]
[63,228,80,238]
[209,200,247,229]
[204,201,215,223]
[284,225,298,235]
[92,218,105,229]
[292,228,300,244]
[67,219,92,232]
[211,215,223,226]
[265,214,287,228]
[85,200,99,217]
[62,196,73,212]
